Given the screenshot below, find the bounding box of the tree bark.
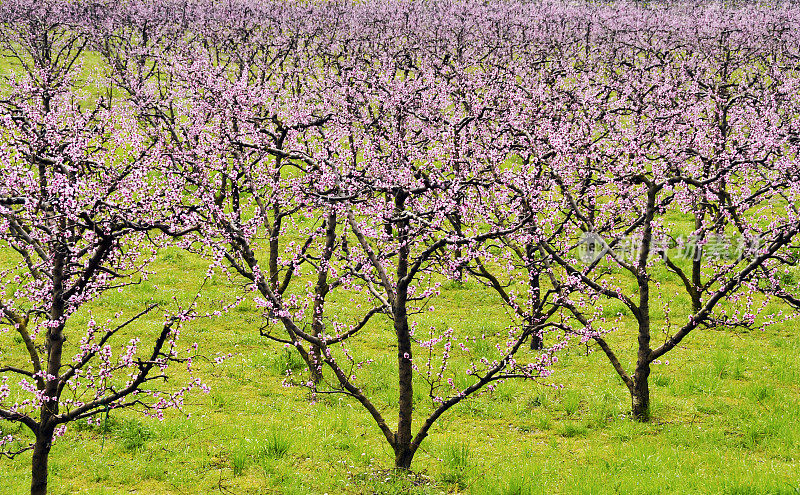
[526,247,542,351]
[394,296,414,470]
[31,231,66,495]
[691,211,703,313]
[30,426,53,495]
[631,364,651,421]
[528,329,543,351]
[394,443,415,470]
[632,300,653,421]
[309,212,337,384]
[631,184,655,421]
[394,191,414,470]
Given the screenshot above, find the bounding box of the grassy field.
[1,242,799,495]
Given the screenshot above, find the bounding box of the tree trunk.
[526,321,542,351]
[526,243,542,350]
[632,187,655,422]
[691,212,703,313]
[632,303,652,421]
[30,427,53,495]
[291,344,320,383]
[307,349,323,384]
[394,443,415,470]
[394,191,414,470]
[308,212,337,385]
[631,363,651,421]
[394,276,414,471]
[31,242,65,495]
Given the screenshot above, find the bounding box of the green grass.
[1,241,799,494]
[2,244,797,494]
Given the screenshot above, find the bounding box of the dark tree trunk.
[631,364,651,421]
[309,212,338,384]
[453,215,464,282]
[394,191,414,470]
[632,308,653,421]
[632,279,652,421]
[526,242,543,350]
[632,186,655,421]
[394,443,415,470]
[527,321,543,351]
[31,231,66,495]
[394,300,414,470]
[269,204,281,292]
[307,348,323,384]
[30,426,53,495]
[691,212,703,313]
[529,333,543,351]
